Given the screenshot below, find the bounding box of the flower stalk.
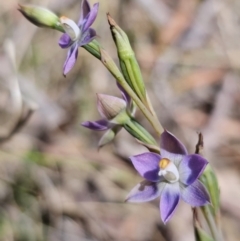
[123,118,158,147]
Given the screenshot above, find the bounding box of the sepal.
[124,118,157,146]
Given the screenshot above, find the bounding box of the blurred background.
[0,0,240,240]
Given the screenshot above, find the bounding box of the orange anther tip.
[159,158,170,169]
[60,16,68,20]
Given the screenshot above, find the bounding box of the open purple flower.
[59,0,99,76]
[82,84,134,147]
[126,130,210,224]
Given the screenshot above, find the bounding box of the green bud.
[107,14,147,106]
[18,4,64,32]
[124,118,157,146]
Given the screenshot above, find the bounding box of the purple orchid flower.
[126,130,210,224]
[59,0,99,76]
[82,84,134,147]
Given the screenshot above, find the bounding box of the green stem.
[202,206,224,241]
[124,118,157,146]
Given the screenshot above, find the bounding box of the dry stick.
[0,108,34,144]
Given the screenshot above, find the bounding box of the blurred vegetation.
[0,0,240,240]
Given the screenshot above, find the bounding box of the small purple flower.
[59,0,99,76]
[82,84,134,147]
[126,130,210,224]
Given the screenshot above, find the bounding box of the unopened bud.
[107,13,147,105]
[18,4,64,32]
[97,93,126,120]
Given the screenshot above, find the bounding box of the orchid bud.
[107,14,147,106]
[97,93,126,120]
[18,4,64,32]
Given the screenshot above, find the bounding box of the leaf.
[195,224,215,241]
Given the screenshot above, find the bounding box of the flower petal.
[179,154,208,185]
[126,180,164,203]
[160,182,180,224]
[130,153,161,182]
[82,3,99,32]
[116,82,134,115]
[63,44,78,76]
[180,180,210,206]
[81,119,109,131]
[116,82,131,106]
[79,28,97,46]
[160,130,188,157]
[58,33,72,48]
[78,0,91,26]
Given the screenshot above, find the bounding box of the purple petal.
[130,153,161,182]
[81,119,109,131]
[78,0,91,26]
[79,28,96,46]
[63,44,78,76]
[116,82,135,115]
[180,180,210,206]
[116,82,131,106]
[160,130,188,158]
[126,180,164,203]
[160,183,180,224]
[179,154,208,185]
[58,33,72,48]
[82,3,99,32]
